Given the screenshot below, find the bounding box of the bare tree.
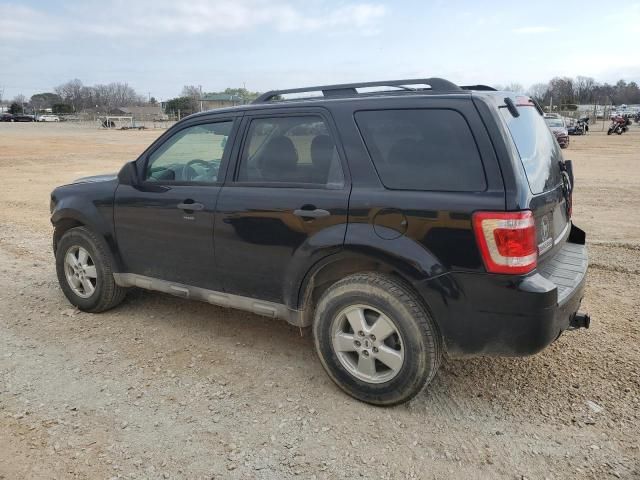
[181,85,202,100]
[527,83,549,103]
[546,77,575,107]
[54,79,144,111]
[181,85,202,112]
[54,79,85,111]
[501,82,525,93]
[573,76,596,103]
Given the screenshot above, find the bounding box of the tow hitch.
[570,312,591,330]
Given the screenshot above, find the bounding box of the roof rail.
[253,78,462,103]
[460,84,497,91]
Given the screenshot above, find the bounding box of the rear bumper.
[420,228,588,357]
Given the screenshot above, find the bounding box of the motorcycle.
[607,115,629,135]
[569,116,589,135]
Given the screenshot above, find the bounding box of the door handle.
[177,201,204,211]
[293,208,330,219]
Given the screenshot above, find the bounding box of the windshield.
[500,106,563,194]
[544,118,564,128]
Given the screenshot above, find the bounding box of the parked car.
[50,78,589,405]
[12,114,36,122]
[544,115,570,148]
[37,114,61,122]
[0,113,14,122]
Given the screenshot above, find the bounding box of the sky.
[1,0,639,101]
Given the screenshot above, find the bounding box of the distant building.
[200,93,244,110]
[109,105,167,119]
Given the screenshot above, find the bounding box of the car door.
[114,116,239,290]
[215,110,350,303]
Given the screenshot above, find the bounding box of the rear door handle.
[293,208,330,219]
[177,202,204,211]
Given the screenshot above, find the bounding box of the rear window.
[500,106,562,194]
[355,109,486,191]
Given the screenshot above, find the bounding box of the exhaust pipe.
[570,312,590,330]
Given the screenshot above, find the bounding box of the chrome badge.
[538,215,553,255]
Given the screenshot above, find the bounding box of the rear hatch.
[498,100,571,265]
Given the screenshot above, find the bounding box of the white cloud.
[0,4,58,40]
[512,26,557,34]
[0,1,387,40]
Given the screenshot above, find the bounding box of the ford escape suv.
[50,78,589,405]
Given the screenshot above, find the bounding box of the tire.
[55,227,127,312]
[313,273,442,406]
[607,128,613,135]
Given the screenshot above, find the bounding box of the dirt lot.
[0,122,638,479]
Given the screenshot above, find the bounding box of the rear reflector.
[472,211,537,274]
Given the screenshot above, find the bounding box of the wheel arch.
[51,208,123,271]
[292,248,445,331]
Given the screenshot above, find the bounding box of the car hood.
[549,127,568,136]
[72,173,117,184]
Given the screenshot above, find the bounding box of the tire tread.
[313,272,442,405]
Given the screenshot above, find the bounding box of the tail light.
[472,211,537,274]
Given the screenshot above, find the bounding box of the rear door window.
[236,115,344,188]
[499,106,562,194]
[354,109,486,191]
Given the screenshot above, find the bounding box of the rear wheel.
[55,227,127,312]
[313,273,442,406]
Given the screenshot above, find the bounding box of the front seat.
[258,136,299,182]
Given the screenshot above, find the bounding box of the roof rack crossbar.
[253,78,462,103]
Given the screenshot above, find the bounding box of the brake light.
[472,211,537,274]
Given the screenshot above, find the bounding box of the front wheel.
[55,227,127,312]
[313,273,442,406]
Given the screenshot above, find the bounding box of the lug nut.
[370,335,376,341]
[354,340,361,347]
[362,350,369,357]
[358,331,365,337]
[372,347,379,353]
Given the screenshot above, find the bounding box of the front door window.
[146,121,233,183]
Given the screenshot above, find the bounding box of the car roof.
[186,78,513,119]
[188,91,478,119]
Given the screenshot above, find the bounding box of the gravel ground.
[0,123,638,479]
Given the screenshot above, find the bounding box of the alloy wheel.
[63,246,97,298]
[330,304,404,384]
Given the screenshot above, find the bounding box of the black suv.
[51,78,589,405]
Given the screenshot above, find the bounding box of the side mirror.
[117,161,139,185]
